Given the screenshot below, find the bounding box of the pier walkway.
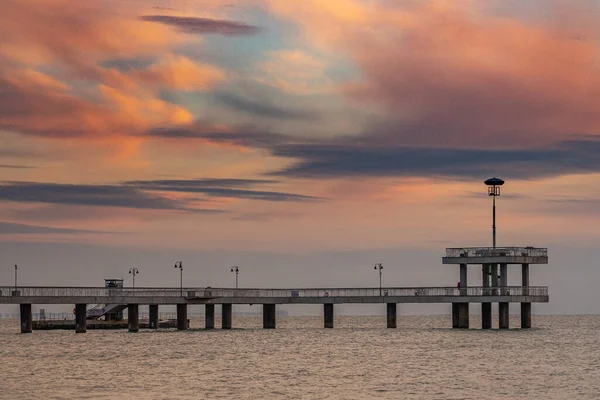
[2,246,550,332]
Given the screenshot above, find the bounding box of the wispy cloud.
[123,179,321,202]
[213,91,318,120]
[0,182,193,210]
[140,15,261,35]
[0,221,101,235]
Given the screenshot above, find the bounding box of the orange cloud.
[267,0,600,147]
[0,0,224,153]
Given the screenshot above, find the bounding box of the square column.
[521,263,531,328]
[481,264,492,329]
[458,303,469,329]
[452,303,459,329]
[222,304,232,329]
[20,303,32,334]
[205,304,215,329]
[263,304,276,329]
[148,305,159,329]
[521,303,531,329]
[324,303,334,328]
[177,304,187,330]
[500,263,508,295]
[459,263,467,295]
[386,303,397,328]
[75,303,87,333]
[491,264,498,295]
[499,302,509,329]
[128,304,139,333]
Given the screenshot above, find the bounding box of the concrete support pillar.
[481,303,492,329]
[521,302,531,329]
[482,264,492,329]
[500,263,508,295]
[459,263,467,295]
[386,303,397,328]
[491,264,499,295]
[75,303,87,333]
[522,263,530,295]
[499,302,509,329]
[20,303,32,334]
[205,304,215,329]
[222,304,232,329]
[148,305,159,329]
[458,303,469,329]
[263,304,276,329]
[128,304,139,333]
[521,263,531,329]
[177,304,187,331]
[324,303,334,329]
[451,303,459,329]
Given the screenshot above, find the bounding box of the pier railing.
[0,286,548,298]
[445,247,548,258]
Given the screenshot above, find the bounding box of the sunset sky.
[1,0,599,313]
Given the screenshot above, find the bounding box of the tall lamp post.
[230,266,239,289]
[174,261,183,296]
[484,177,505,248]
[374,263,383,296]
[14,264,18,290]
[128,268,139,288]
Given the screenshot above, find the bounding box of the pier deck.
[0,285,548,305]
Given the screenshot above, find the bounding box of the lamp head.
[484,177,504,196]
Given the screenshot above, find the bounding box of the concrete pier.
[20,303,32,333]
[481,303,492,329]
[458,303,469,329]
[205,304,215,329]
[481,264,492,329]
[222,304,232,329]
[75,303,87,333]
[386,303,397,328]
[499,302,509,329]
[521,263,531,328]
[324,303,334,328]
[176,304,187,331]
[263,304,276,329]
[128,304,139,333]
[460,263,468,295]
[452,303,459,329]
[521,302,531,329]
[491,264,498,294]
[500,263,508,294]
[148,304,158,329]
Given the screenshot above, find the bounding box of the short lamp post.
[128,268,139,289]
[374,263,383,296]
[174,261,183,296]
[230,266,239,289]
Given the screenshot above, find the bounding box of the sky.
[1,0,599,315]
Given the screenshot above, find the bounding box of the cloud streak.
[0,221,100,235]
[123,179,321,202]
[140,15,261,35]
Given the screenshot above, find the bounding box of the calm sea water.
[1,315,599,399]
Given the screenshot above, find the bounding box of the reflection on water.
[1,315,599,399]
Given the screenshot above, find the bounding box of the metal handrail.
[445,247,548,258]
[0,286,548,298]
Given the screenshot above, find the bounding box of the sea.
[1,315,599,399]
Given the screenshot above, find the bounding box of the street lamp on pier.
[174,261,183,296]
[484,177,505,249]
[128,268,139,288]
[14,264,18,290]
[230,266,239,289]
[374,263,383,296]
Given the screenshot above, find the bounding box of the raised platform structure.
[443,246,548,329]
